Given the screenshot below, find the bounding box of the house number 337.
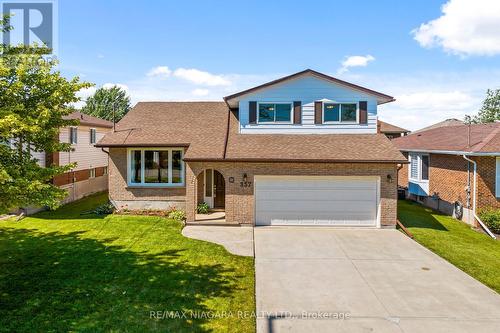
[240,181,252,188]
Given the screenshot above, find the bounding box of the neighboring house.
[377,120,409,139]
[411,118,463,134]
[393,122,500,225]
[97,69,406,227]
[42,112,113,203]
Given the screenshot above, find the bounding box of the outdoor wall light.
[243,173,248,182]
[387,174,393,183]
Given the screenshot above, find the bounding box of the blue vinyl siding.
[238,75,378,134]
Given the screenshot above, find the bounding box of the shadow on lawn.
[0,228,238,332]
[398,200,448,231]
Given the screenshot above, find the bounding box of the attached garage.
[255,176,379,226]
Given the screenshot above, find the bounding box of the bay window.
[128,148,184,186]
[323,103,358,123]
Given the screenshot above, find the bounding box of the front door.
[214,170,225,209]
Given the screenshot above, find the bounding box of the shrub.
[479,208,500,234]
[94,202,115,215]
[197,202,210,214]
[168,209,186,222]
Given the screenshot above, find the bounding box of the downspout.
[462,155,497,239]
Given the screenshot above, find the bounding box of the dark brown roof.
[224,132,407,163]
[96,102,229,160]
[393,122,500,154]
[65,111,113,128]
[223,69,395,106]
[412,118,463,134]
[97,102,407,163]
[378,120,409,134]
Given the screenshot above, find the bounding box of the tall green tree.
[81,85,131,122]
[473,89,500,123]
[0,15,92,213]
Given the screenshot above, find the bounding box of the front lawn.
[398,200,500,293]
[0,193,255,332]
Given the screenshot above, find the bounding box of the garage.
[255,176,379,226]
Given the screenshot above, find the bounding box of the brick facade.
[476,156,500,210]
[397,153,499,212]
[108,148,186,210]
[398,152,408,188]
[428,154,471,206]
[185,161,398,227]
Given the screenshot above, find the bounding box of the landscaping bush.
[168,209,186,222]
[93,202,115,215]
[197,202,210,214]
[81,201,115,215]
[479,208,500,234]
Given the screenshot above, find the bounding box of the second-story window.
[70,127,78,144]
[90,128,97,144]
[258,103,292,123]
[323,103,358,123]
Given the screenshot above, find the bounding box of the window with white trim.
[89,168,96,178]
[128,148,184,186]
[257,103,292,123]
[70,127,78,144]
[323,103,358,123]
[103,166,108,175]
[409,153,429,181]
[90,128,97,144]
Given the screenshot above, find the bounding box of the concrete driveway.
[254,228,500,333]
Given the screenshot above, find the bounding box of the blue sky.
[52,0,500,129]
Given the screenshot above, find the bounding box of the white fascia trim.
[400,149,500,156]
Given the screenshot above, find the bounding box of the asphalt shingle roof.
[97,102,407,163]
[393,122,500,154]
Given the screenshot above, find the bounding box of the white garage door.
[255,176,379,226]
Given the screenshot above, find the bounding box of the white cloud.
[191,88,210,96]
[147,66,172,78]
[412,0,500,56]
[102,83,129,93]
[396,91,474,110]
[75,86,96,100]
[173,68,231,86]
[379,90,478,131]
[338,55,375,73]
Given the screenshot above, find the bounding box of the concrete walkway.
[254,227,500,333]
[182,225,254,257]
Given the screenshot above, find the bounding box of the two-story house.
[41,112,113,203]
[97,69,406,227]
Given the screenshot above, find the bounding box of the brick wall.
[398,152,408,188]
[475,156,500,210]
[108,148,186,210]
[428,154,471,207]
[397,153,499,212]
[185,161,398,227]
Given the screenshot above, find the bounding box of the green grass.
[0,193,255,332]
[398,200,500,293]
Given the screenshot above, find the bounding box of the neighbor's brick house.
[98,69,406,227]
[394,122,500,225]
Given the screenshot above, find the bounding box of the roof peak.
[223,69,394,106]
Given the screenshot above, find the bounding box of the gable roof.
[96,102,229,160]
[97,102,407,163]
[223,69,395,107]
[393,122,500,155]
[412,118,463,134]
[65,111,113,128]
[378,120,409,134]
